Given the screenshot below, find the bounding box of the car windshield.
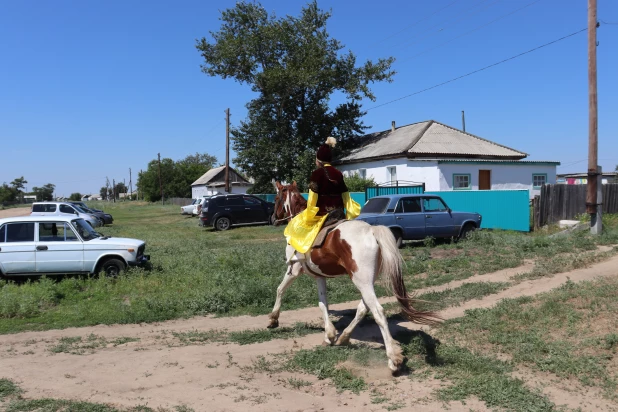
[71,219,100,241]
[361,198,390,214]
[72,205,90,214]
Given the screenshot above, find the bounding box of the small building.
[557,172,617,185]
[191,165,253,198]
[336,120,559,199]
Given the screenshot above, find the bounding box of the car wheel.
[101,258,125,277]
[458,223,476,241]
[215,217,231,231]
[269,214,276,226]
[391,229,403,249]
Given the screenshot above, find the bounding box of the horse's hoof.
[321,339,333,347]
[334,335,350,346]
[267,320,279,329]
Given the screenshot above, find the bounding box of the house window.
[533,174,547,188]
[387,167,397,184]
[453,174,471,190]
[359,169,367,179]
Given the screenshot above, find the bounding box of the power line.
[395,0,501,51]
[599,19,618,25]
[371,0,463,47]
[397,0,543,64]
[367,27,588,112]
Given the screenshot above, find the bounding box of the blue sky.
[1,0,617,196]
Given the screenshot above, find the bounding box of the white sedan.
[0,216,149,277]
[180,199,199,216]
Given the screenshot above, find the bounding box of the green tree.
[32,183,55,201]
[0,183,17,203]
[69,193,82,201]
[344,172,376,193]
[136,153,218,201]
[114,182,127,199]
[100,187,108,200]
[10,176,28,200]
[196,1,395,193]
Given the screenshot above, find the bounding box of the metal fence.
[166,197,193,206]
[533,184,618,228]
[366,185,424,200]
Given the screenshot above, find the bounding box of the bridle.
[273,184,306,225]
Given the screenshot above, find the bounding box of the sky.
[1,0,617,197]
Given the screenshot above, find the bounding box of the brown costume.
[310,138,347,219]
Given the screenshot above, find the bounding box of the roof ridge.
[430,120,528,156]
[404,120,434,152]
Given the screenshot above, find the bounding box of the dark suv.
[199,194,275,231]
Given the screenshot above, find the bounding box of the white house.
[191,165,253,198]
[337,120,559,199]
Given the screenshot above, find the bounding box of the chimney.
[391,121,396,132]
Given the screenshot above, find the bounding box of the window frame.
[532,173,547,189]
[359,169,367,179]
[5,222,35,243]
[452,173,472,190]
[423,197,449,213]
[0,224,5,242]
[386,167,397,184]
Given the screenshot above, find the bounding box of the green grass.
[0,202,617,334]
[439,276,618,399]
[48,334,140,354]
[0,378,22,400]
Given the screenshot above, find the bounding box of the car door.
[394,198,425,240]
[59,204,79,218]
[242,196,267,223]
[0,222,36,274]
[36,222,84,273]
[224,196,247,223]
[423,197,457,238]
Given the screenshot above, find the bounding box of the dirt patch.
[2,255,618,410]
[0,207,31,218]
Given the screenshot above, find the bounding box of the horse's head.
[273,181,306,226]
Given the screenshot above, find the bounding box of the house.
[336,120,559,199]
[557,172,617,185]
[191,165,253,198]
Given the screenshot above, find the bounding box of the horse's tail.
[371,225,442,326]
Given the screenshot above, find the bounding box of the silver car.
[31,202,102,228]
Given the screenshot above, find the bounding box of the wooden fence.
[533,184,618,228]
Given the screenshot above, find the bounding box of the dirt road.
[1,255,618,411]
[0,207,30,218]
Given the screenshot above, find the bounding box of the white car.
[0,216,150,277]
[31,202,102,228]
[180,199,199,216]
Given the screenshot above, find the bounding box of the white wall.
[192,185,253,198]
[339,158,442,190]
[437,163,557,198]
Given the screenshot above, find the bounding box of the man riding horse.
[283,137,361,257]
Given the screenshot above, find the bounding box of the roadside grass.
[439,276,618,399]
[49,334,140,355]
[0,201,617,334]
[0,378,196,412]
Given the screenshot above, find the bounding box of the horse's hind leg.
[352,276,404,373]
[268,261,302,328]
[335,299,368,346]
[316,277,337,345]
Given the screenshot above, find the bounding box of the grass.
[440,277,618,399]
[0,201,617,334]
[48,334,139,354]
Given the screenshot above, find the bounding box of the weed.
[228,323,321,345]
[112,337,140,346]
[287,377,312,389]
[0,378,21,400]
[172,329,226,345]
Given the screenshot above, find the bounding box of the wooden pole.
[112,179,116,203]
[225,108,231,193]
[587,0,600,233]
[158,153,163,204]
[129,168,132,200]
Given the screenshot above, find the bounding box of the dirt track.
[0,207,30,218]
[2,254,618,411]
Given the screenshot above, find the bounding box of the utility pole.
[157,153,164,204]
[140,169,143,201]
[112,179,116,203]
[587,0,601,234]
[225,108,231,193]
[129,168,132,200]
[461,110,466,132]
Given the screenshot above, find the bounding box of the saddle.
[312,218,346,249]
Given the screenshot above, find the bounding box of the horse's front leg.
[316,277,337,345]
[268,261,302,329]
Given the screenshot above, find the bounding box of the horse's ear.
[274,181,283,192]
[291,181,297,189]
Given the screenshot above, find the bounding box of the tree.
[100,187,108,201]
[344,173,376,193]
[10,177,28,200]
[136,152,218,201]
[114,182,127,199]
[196,1,395,193]
[32,183,55,201]
[0,183,17,203]
[69,193,82,201]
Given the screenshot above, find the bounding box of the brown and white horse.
[270,181,440,372]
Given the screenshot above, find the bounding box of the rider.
[284,137,361,255]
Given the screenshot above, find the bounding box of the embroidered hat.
[316,137,337,162]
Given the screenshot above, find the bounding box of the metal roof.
[191,166,251,186]
[339,120,527,163]
[557,172,617,178]
[432,159,560,165]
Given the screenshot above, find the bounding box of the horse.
[269,181,441,373]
